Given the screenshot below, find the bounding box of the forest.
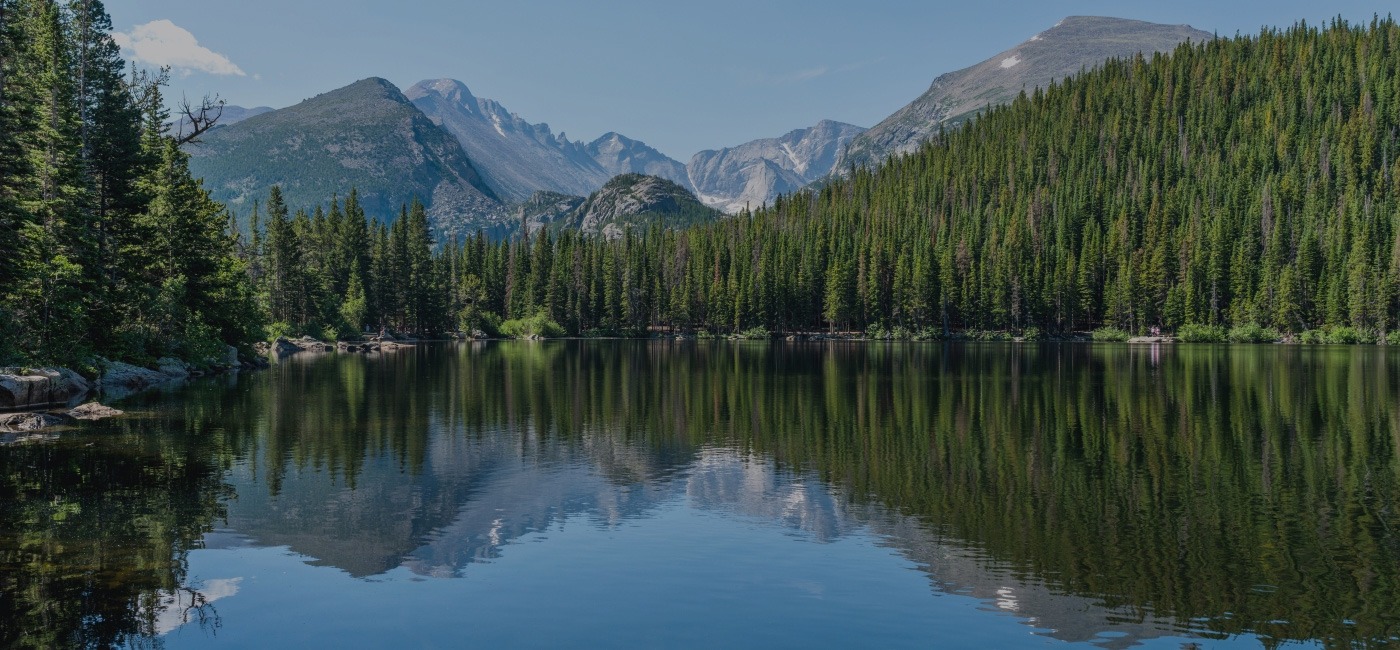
[7,11,1400,364]
[249,18,1400,343]
[0,0,258,367]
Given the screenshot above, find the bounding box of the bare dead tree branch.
[176,93,225,146]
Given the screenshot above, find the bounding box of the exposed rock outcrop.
[0,411,70,432]
[0,367,91,411]
[66,402,124,421]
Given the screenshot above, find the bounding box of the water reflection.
[2,341,1398,648]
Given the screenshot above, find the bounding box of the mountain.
[585,133,692,190]
[512,190,586,235]
[406,79,610,202]
[213,104,274,125]
[186,77,504,238]
[687,120,866,213]
[406,79,693,203]
[556,174,720,239]
[839,16,1213,169]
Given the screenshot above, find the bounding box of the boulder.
[98,359,171,396]
[272,337,301,357]
[67,402,124,421]
[0,411,70,432]
[157,357,190,379]
[0,367,91,410]
[226,345,240,368]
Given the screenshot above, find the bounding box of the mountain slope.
[585,133,692,190]
[406,79,611,202]
[559,174,720,239]
[186,77,504,238]
[840,16,1212,169]
[688,120,866,213]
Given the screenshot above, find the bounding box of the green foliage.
[1324,326,1374,345]
[499,309,564,339]
[1226,323,1281,344]
[1388,331,1400,346]
[1176,324,1228,343]
[1092,327,1131,342]
[735,327,770,340]
[1301,326,1377,344]
[0,2,262,365]
[265,321,297,342]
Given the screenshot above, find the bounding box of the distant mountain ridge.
[839,16,1213,169]
[688,120,866,213]
[407,79,693,203]
[406,79,612,201]
[184,16,1216,233]
[186,78,506,238]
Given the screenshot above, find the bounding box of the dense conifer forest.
[263,17,1396,342]
[0,0,257,366]
[7,13,1400,358]
[266,18,1400,341]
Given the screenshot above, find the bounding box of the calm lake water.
[2,341,1399,648]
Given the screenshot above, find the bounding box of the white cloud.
[114,20,246,77]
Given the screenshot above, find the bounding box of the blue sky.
[109,0,1389,160]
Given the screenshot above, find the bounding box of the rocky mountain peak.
[837,16,1212,170]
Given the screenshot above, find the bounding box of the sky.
[108,0,1390,161]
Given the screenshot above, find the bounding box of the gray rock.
[407,79,616,202]
[0,367,91,410]
[272,337,301,357]
[0,411,70,432]
[227,345,240,368]
[688,120,866,214]
[67,402,124,421]
[98,359,171,396]
[157,357,190,379]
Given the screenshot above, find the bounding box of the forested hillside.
[409,18,1400,338]
[0,0,258,366]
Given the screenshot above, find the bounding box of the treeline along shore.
[6,11,1400,382]
[239,18,1400,346]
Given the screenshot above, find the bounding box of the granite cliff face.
[688,120,866,213]
[584,132,692,190]
[409,80,694,203]
[407,79,612,202]
[186,78,505,238]
[557,174,720,239]
[839,16,1213,169]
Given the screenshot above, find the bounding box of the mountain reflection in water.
[2,341,1398,648]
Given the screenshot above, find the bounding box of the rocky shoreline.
[0,346,250,435]
[0,336,420,435]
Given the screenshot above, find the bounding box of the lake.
[2,341,1398,648]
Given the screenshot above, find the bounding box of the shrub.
[911,328,942,341]
[735,327,771,340]
[1388,331,1400,346]
[1299,326,1376,344]
[1176,323,1227,343]
[1227,323,1281,343]
[499,310,565,339]
[1324,326,1374,344]
[265,321,297,342]
[1020,326,1045,341]
[1091,327,1131,342]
